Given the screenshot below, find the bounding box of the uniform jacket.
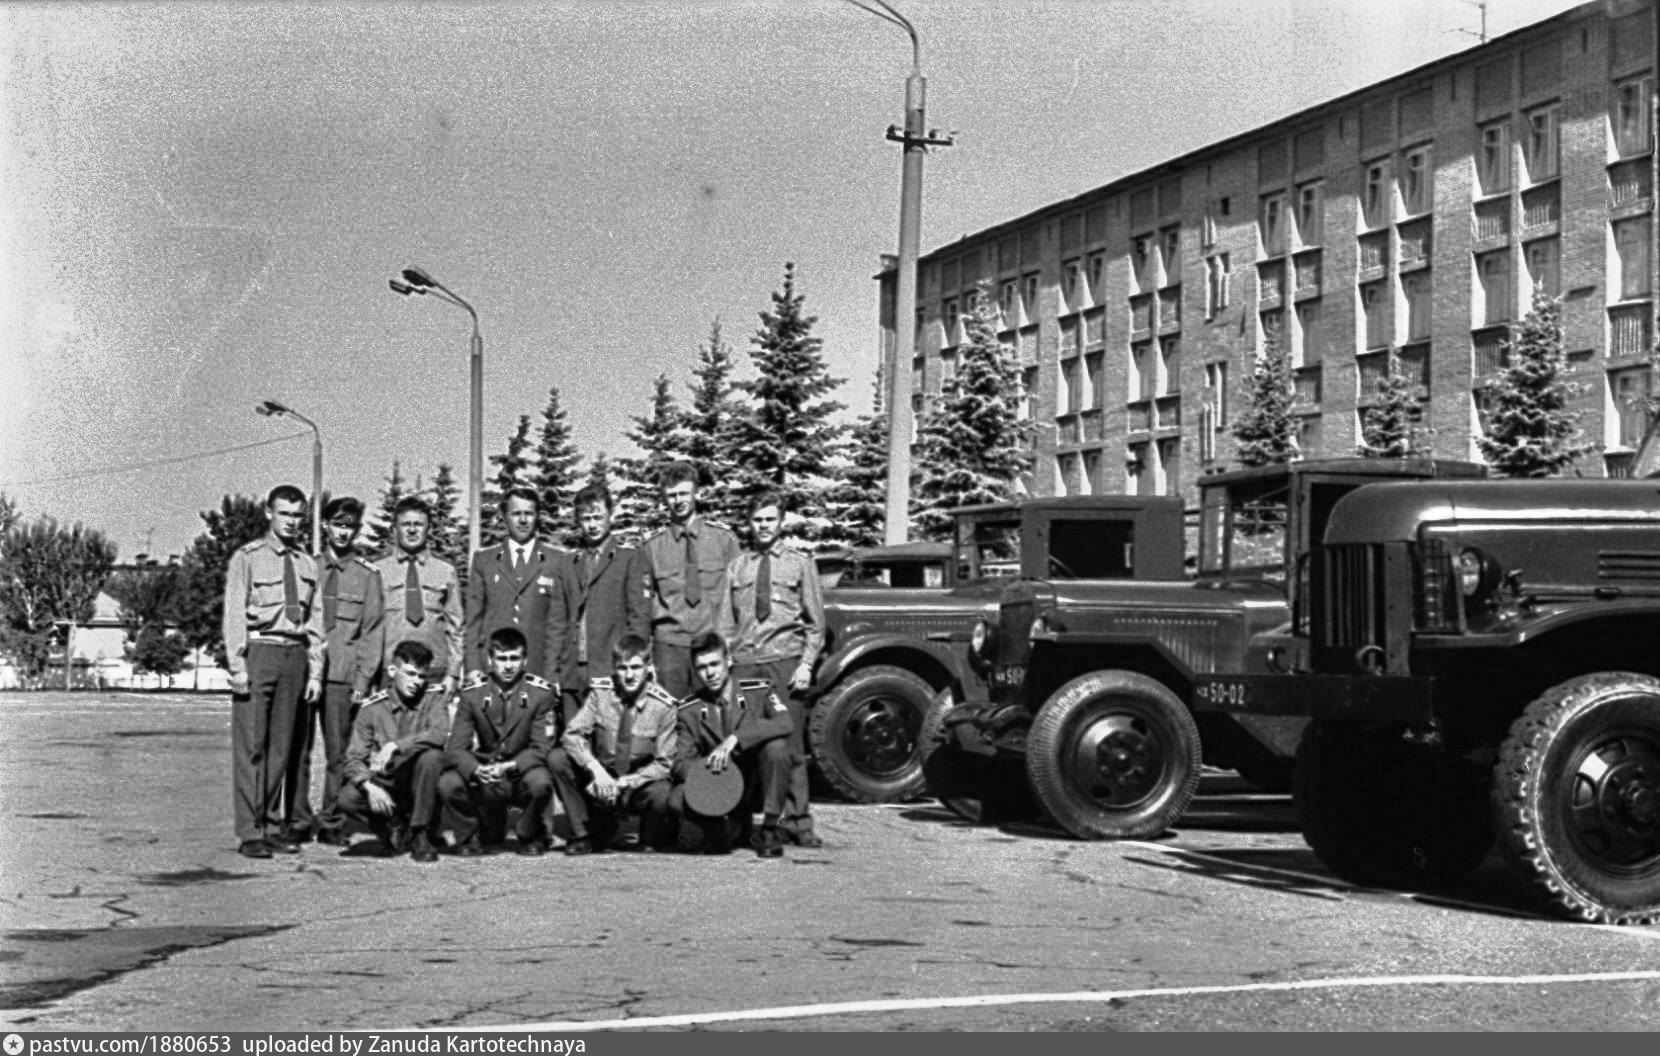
[463,539,564,679]
[222,534,326,680]
[638,515,740,646]
[562,676,679,785]
[372,548,464,680]
[719,541,826,668]
[546,539,649,690]
[318,550,384,694]
[443,672,557,781]
[343,686,450,786]
[672,677,793,782]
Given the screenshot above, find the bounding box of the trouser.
[735,658,814,835]
[668,738,791,840]
[651,641,696,701]
[436,764,554,845]
[337,747,443,836]
[285,680,358,834]
[559,661,591,730]
[232,640,306,843]
[546,747,672,846]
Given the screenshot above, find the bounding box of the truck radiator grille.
[1413,538,1459,633]
[1598,551,1660,582]
[1316,543,1381,651]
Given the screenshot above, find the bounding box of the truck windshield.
[1198,480,1289,585]
[956,519,1022,581]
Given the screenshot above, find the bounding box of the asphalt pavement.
[3,691,1658,1032]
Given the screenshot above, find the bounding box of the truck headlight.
[971,618,996,659]
[1457,547,1501,605]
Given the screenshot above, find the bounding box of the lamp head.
[400,266,435,288]
[256,400,289,418]
[388,278,418,296]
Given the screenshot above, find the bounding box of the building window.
[1295,181,1324,246]
[1614,216,1653,300]
[1295,300,1322,367]
[1082,450,1101,495]
[1403,271,1433,342]
[1159,225,1181,286]
[1400,145,1433,215]
[1204,253,1231,318]
[1259,193,1288,256]
[1523,104,1559,182]
[1021,272,1039,324]
[939,348,959,388]
[1204,361,1229,427]
[1018,366,1037,422]
[1610,366,1655,449]
[1477,249,1514,325]
[1260,308,1285,356]
[1524,238,1560,297]
[1613,77,1655,159]
[1085,352,1103,411]
[1363,160,1391,228]
[1131,234,1154,289]
[1157,437,1180,497]
[1159,336,1181,396]
[1130,341,1155,402]
[1360,280,1390,350]
[1087,251,1106,300]
[1061,357,1084,414]
[1478,120,1511,195]
[941,297,961,346]
[1128,442,1150,496]
[1062,259,1086,312]
[999,280,1018,328]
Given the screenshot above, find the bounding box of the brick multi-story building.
[876,0,1659,505]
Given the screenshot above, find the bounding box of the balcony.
[1521,183,1560,230]
[1294,366,1323,407]
[1081,409,1104,442]
[1398,218,1433,268]
[1083,307,1106,348]
[1127,400,1153,433]
[1293,250,1323,297]
[1358,231,1390,273]
[1157,289,1182,332]
[1154,394,1182,430]
[1609,158,1653,212]
[1472,199,1510,242]
[1472,328,1508,382]
[1129,294,1153,335]
[1258,263,1285,306]
[1609,302,1653,358]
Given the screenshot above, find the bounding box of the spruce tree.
[372,460,408,554]
[1358,349,1430,458]
[1231,324,1299,467]
[911,284,1033,542]
[1475,290,1590,477]
[733,262,847,540]
[821,370,889,549]
[532,386,582,538]
[616,374,688,536]
[481,414,535,546]
[424,463,466,566]
[684,318,746,525]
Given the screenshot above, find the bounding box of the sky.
[0,0,1585,560]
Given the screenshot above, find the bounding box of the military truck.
[806,496,1185,803]
[1191,477,1660,924]
[939,458,1487,837]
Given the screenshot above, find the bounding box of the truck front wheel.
[1295,720,1492,890]
[809,665,931,803]
[1495,672,1660,924]
[1026,670,1201,839]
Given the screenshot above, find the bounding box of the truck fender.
[810,634,960,697]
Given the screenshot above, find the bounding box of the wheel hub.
[1567,731,1660,870]
[845,698,916,777]
[1070,711,1161,807]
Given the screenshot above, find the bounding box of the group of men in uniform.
[221,461,828,863]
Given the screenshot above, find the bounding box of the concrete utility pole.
[850,0,953,545]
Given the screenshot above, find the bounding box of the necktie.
[514,546,525,571]
[682,529,701,607]
[404,558,424,626]
[755,551,773,623]
[322,563,339,632]
[281,550,304,626]
[611,702,635,777]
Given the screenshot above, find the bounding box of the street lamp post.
[254,400,323,552]
[390,267,484,557]
[848,0,953,545]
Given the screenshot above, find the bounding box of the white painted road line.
[438,970,1660,1032]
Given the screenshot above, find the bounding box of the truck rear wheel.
[1494,672,1660,924]
[919,698,1039,824]
[809,665,931,804]
[1295,720,1492,890]
[1026,670,1201,839]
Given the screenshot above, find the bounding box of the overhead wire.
[0,432,311,488]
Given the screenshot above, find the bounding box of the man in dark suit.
[546,483,647,726]
[438,627,558,856]
[667,631,794,858]
[464,487,563,684]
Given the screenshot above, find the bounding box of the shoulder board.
[738,678,771,691]
[705,519,732,532]
[644,526,668,542]
[236,539,264,554]
[361,689,390,707]
[524,674,552,690]
[588,676,614,691]
[643,683,676,705]
[676,694,703,709]
[352,556,379,572]
[461,673,488,691]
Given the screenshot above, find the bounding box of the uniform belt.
[249,633,306,647]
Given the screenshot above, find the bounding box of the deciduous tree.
[0,516,118,682]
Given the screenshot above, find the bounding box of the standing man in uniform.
[463,487,562,687]
[667,631,793,858]
[374,496,463,700]
[222,484,325,859]
[439,628,558,856]
[288,496,384,847]
[635,461,738,699]
[720,490,826,848]
[338,641,448,862]
[546,483,647,727]
[546,634,679,855]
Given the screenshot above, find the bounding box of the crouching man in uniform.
[547,634,678,855]
[667,631,793,858]
[438,628,557,857]
[338,640,447,862]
